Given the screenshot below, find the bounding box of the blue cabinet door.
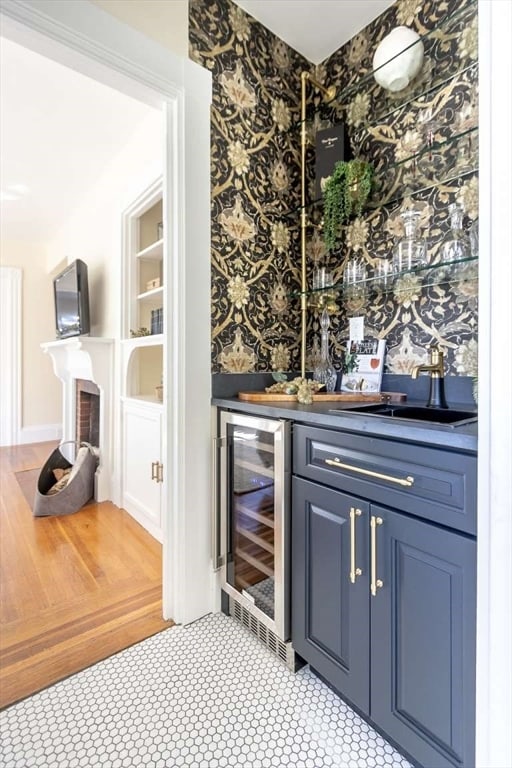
[370,505,476,768]
[292,477,370,713]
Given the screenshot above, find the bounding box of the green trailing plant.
[322,159,374,253]
[340,349,359,375]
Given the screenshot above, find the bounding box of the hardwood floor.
[0,441,173,709]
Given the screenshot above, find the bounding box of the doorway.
[0,0,213,629]
[0,266,21,447]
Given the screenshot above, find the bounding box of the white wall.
[0,242,62,433]
[91,0,188,59]
[47,110,163,339]
[0,110,162,439]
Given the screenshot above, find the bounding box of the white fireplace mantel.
[41,337,115,501]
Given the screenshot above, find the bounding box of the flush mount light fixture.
[373,26,424,92]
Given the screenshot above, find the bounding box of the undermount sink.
[330,403,477,427]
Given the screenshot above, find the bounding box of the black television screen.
[53,259,90,339]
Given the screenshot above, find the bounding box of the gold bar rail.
[325,458,415,487]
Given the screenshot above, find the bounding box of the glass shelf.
[325,3,477,109]
[352,62,478,140]
[374,125,477,173]
[296,2,477,132]
[369,165,478,210]
[369,126,478,208]
[289,256,478,300]
[286,115,478,220]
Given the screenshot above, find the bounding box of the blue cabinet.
[292,425,477,768]
[292,479,370,711]
[370,504,476,768]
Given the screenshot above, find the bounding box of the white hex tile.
[0,613,412,768]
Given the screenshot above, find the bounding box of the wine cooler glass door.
[220,412,289,640]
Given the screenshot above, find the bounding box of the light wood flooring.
[0,441,173,709]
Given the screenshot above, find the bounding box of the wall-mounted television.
[53,259,90,339]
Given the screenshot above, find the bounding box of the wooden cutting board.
[238,391,407,403]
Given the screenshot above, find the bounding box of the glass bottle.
[439,203,471,270]
[469,218,478,258]
[392,209,427,275]
[313,308,337,392]
[373,258,395,292]
[312,267,336,311]
[343,256,367,301]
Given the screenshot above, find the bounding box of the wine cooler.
[215,412,291,644]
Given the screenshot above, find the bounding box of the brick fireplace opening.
[75,379,100,447]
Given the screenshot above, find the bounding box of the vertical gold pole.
[299,73,336,379]
[300,72,308,379]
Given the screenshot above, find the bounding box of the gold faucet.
[411,343,448,408]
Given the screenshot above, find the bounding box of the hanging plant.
[322,159,374,252]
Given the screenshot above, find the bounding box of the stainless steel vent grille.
[229,596,299,671]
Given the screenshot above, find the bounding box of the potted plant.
[322,159,374,252]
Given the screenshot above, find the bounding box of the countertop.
[212,396,478,455]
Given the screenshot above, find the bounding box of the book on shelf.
[340,338,386,394]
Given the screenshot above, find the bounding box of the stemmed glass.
[392,209,428,277]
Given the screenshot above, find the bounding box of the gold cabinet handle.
[349,507,362,584]
[157,462,163,483]
[325,458,414,488]
[151,461,158,481]
[370,515,383,597]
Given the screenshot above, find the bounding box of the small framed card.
[340,338,386,393]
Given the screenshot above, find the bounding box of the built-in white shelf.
[137,286,164,302]
[121,333,164,350]
[136,238,163,261]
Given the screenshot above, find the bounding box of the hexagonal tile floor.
[0,613,412,767]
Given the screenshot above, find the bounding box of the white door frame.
[0,266,22,447]
[0,0,214,627]
[476,3,512,767]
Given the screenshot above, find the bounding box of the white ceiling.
[232,0,395,64]
[0,37,156,244]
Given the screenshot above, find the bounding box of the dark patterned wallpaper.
[189,0,307,373]
[189,0,478,378]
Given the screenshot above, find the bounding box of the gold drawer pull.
[349,507,362,584]
[370,515,383,597]
[325,458,414,487]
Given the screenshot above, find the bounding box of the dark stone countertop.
[211,396,478,455]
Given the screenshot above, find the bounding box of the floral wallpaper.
[189,0,478,378]
[189,0,307,373]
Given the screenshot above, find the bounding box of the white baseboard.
[17,424,62,445]
[122,494,163,543]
